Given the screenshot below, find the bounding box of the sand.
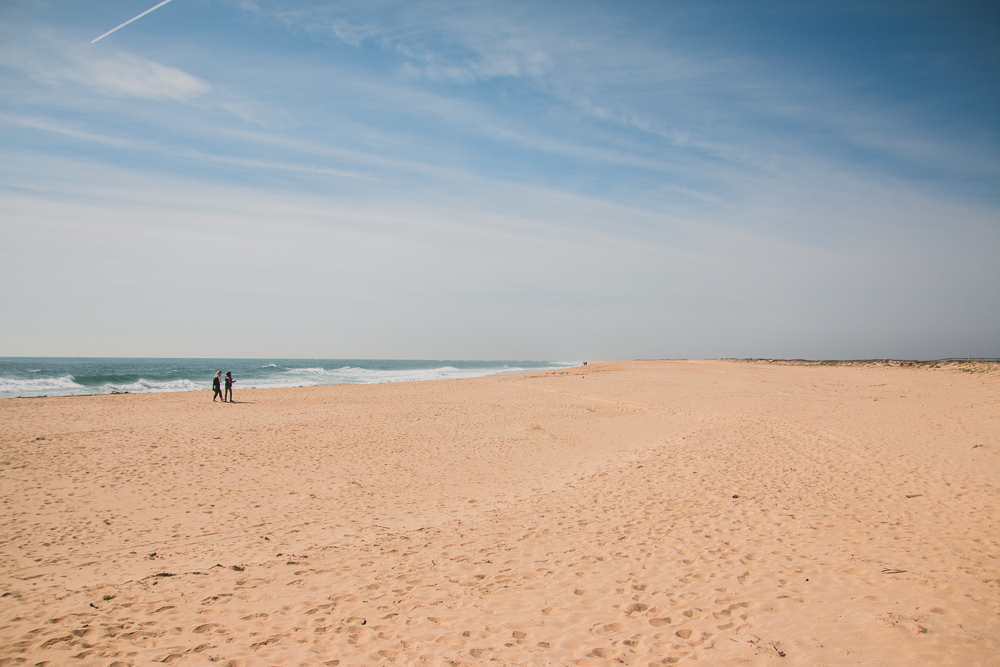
[1,359,998,666]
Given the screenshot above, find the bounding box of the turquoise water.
[0,358,579,398]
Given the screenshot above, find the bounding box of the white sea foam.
[238,363,572,390]
[0,375,85,397]
[101,378,203,394]
[285,367,327,375]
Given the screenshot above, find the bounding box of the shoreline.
[0,366,584,401]
[6,357,999,401]
[0,359,581,400]
[2,360,998,665]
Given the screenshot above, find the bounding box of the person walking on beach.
[224,371,234,403]
[212,370,223,402]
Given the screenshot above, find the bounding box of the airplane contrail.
[91,0,176,44]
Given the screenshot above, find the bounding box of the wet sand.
[1,360,998,666]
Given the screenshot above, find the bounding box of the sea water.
[0,358,579,398]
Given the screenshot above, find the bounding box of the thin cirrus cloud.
[1,27,209,101]
[77,52,210,100]
[236,0,990,197]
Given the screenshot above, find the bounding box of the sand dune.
[1,360,998,665]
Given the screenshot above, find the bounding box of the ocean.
[0,358,580,399]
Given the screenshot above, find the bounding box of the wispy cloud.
[76,52,210,100]
[5,148,996,358]
[0,26,209,101]
[232,0,999,202]
[0,113,376,183]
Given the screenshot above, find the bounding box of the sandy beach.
[1,359,998,666]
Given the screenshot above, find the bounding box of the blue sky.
[1,0,997,359]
